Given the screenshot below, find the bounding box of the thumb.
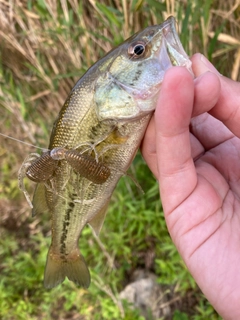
[155,67,196,214]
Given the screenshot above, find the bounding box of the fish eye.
[128,41,146,58]
[133,44,145,55]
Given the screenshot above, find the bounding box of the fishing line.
[0,132,49,151]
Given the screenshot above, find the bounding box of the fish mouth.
[158,16,192,72]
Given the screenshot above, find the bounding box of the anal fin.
[88,198,110,236]
[32,183,49,216]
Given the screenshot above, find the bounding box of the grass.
[0,0,239,319]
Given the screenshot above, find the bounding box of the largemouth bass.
[22,16,192,289]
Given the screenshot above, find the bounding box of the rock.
[119,270,171,319]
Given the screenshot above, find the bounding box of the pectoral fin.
[88,199,110,236]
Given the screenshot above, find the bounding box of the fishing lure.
[18,147,111,208]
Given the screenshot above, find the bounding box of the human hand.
[141,53,240,319]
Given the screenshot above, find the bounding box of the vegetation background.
[0,0,239,319]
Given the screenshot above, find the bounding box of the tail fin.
[43,247,91,289]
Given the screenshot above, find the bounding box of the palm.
[181,113,240,254]
[141,54,240,319]
[179,133,240,318]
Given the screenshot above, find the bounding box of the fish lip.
[162,16,182,48]
[160,16,192,71]
[161,16,183,51]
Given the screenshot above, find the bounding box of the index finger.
[191,53,240,138]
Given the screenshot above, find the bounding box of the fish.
[24,16,192,289]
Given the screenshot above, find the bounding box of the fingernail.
[200,54,222,76]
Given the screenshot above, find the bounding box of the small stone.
[119,270,171,319]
